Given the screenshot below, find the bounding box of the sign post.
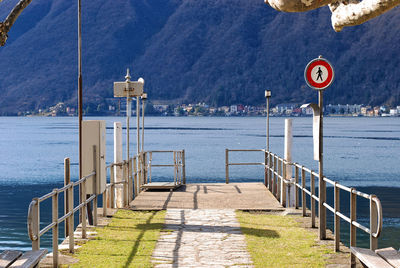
[114,70,145,200]
[304,55,334,240]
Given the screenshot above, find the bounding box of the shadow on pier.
[129,182,283,211]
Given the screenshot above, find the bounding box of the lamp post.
[265,90,271,189]
[125,69,132,167]
[113,70,145,197]
[141,93,147,152]
[265,90,271,152]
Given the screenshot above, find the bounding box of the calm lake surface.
[0,116,399,251]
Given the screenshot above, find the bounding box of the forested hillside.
[0,0,399,114]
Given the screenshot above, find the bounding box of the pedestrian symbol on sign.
[316,67,323,81]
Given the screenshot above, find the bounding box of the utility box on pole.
[82,120,106,194]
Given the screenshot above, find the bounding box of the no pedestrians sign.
[304,57,334,90]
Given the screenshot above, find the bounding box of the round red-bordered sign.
[304,58,334,90]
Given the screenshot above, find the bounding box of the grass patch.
[236,211,330,268]
[71,210,165,268]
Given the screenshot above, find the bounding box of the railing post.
[32,198,40,251]
[370,194,378,251]
[81,175,87,239]
[182,149,186,184]
[123,161,128,207]
[68,182,74,253]
[173,151,177,185]
[277,158,282,202]
[225,149,229,184]
[110,164,115,208]
[273,156,277,197]
[143,152,148,184]
[129,158,134,203]
[350,188,357,268]
[268,152,272,192]
[93,145,98,226]
[281,160,286,207]
[264,150,268,187]
[301,167,306,216]
[334,182,340,252]
[133,157,138,197]
[103,189,107,217]
[149,152,153,184]
[311,171,316,228]
[52,189,59,267]
[295,165,299,209]
[138,154,142,188]
[64,158,70,238]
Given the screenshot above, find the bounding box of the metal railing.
[225,149,265,184]
[145,150,186,185]
[27,147,184,267]
[225,148,383,254]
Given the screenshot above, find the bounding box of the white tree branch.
[330,0,400,31]
[0,0,33,46]
[265,0,400,31]
[265,0,335,12]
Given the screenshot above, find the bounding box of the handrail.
[27,199,37,241]
[371,195,383,238]
[143,150,185,186]
[226,148,384,253]
[225,149,267,183]
[265,150,383,251]
[26,131,185,268]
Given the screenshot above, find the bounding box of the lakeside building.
[26,101,400,117]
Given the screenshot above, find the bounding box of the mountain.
[0,0,399,115]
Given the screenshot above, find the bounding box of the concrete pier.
[129,182,282,210]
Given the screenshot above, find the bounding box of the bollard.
[114,122,124,208]
[284,119,294,207]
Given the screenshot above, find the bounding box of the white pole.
[141,99,145,152]
[114,122,124,208]
[136,98,140,155]
[284,119,294,207]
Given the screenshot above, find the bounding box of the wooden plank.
[376,247,400,268]
[9,249,47,268]
[351,247,393,268]
[0,250,22,268]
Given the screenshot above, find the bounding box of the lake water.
[0,116,399,251]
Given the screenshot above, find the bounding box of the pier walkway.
[129,182,282,210]
[130,182,281,267]
[152,209,253,267]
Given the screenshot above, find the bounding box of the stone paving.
[152,209,253,268]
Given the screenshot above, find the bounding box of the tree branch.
[265,0,400,32]
[265,0,335,12]
[330,0,400,31]
[0,0,33,46]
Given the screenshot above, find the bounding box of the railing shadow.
[122,211,158,268]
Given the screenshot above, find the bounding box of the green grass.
[236,211,330,268]
[71,210,166,268]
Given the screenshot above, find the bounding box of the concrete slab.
[130,182,282,210]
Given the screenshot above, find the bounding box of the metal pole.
[267,97,270,152]
[125,69,131,163]
[318,90,326,240]
[78,0,83,225]
[137,97,140,155]
[126,97,131,161]
[141,98,145,152]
